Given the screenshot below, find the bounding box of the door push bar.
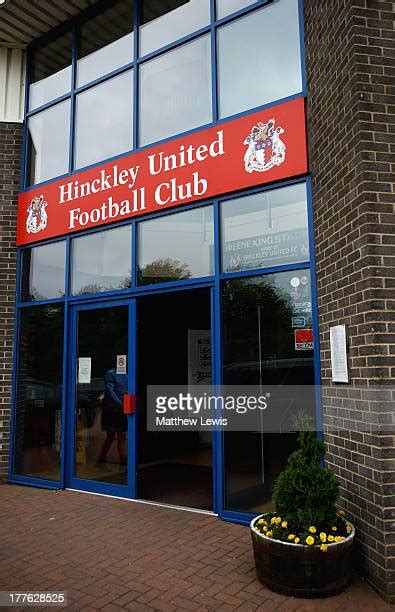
[123,394,136,415]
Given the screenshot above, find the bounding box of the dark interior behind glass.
[13,305,64,480]
[79,0,134,60]
[137,289,213,510]
[30,31,72,85]
[140,0,189,25]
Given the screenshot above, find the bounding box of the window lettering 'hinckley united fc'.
[17,97,307,246]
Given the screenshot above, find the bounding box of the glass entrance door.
[68,300,136,497]
[136,288,213,511]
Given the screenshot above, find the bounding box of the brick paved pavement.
[0,484,391,611]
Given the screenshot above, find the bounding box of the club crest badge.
[26,195,48,234]
[244,118,286,173]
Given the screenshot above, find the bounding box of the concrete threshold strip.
[66,488,216,516]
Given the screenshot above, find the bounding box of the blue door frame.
[66,298,137,499]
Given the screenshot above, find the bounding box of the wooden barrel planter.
[250,516,355,598]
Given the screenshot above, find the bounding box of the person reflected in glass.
[98,368,128,468]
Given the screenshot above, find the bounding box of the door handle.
[123,394,136,415]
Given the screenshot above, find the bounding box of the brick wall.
[304,0,395,602]
[0,122,22,480]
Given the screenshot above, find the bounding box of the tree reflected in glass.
[139,257,192,285]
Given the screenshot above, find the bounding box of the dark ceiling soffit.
[27,0,122,51]
[0,0,123,49]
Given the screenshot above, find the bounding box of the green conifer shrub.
[272,430,340,528]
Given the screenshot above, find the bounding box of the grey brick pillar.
[304,0,394,602]
[0,122,22,480]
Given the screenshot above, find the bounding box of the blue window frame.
[12,0,317,527]
[21,0,306,190]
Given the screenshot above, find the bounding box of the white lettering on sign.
[154,172,207,206]
[68,191,146,229]
[59,131,224,206]
[148,131,224,175]
[59,165,141,204]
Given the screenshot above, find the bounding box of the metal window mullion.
[298,0,308,97]
[214,0,272,27]
[65,236,71,298]
[213,199,224,517]
[69,23,78,174]
[26,93,72,118]
[136,25,212,67]
[210,0,219,122]
[131,222,137,288]
[306,176,323,435]
[59,298,69,489]
[133,0,139,150]
[73,62,134,96]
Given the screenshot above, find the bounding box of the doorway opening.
[137,288,213,511]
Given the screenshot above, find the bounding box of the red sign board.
[17,97,307,246]
[294,329,314,351]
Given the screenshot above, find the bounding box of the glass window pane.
[140,0,210,56]
[71,226,132,295]
[216,0,256,19]
[75,306,129,485]
[221,183,309,273]
[139,35,212,146]
[27,100,70,186]
[21,242,66,301]
[74,70,133,170]
[77,0,134,87]
[217,0,302,118]
[138,206,214,285]
[29,31,72,110]
[222,270,314,512]
[13,305,64,480]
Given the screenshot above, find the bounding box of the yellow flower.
[258,519,265,525]
[306,536,315,545]
[346,523,352,534]
[338,510,345,517]
[335,536,345,543]
[319,532,327,542]
[331,526,337,532]
[263,526,268,532]
[288,534,295,540]
[327,535,334,542]
[281,521,288,528]
[275,517,282,525]
[309,526,316,534]
[320,544,328,552]
[294,537,300,544]
[270,517,277,525]
[266,531,273,537]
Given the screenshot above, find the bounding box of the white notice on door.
[116,354,127,375]
[330,325,349,383]
[188,330,211,385]
[78,357,91,384]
